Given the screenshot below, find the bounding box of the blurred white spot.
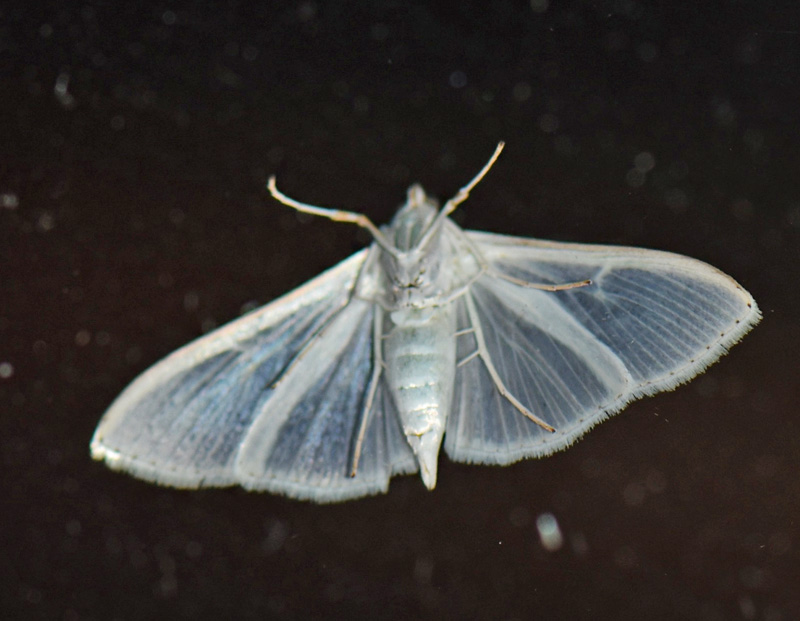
[637,42,658,62]
[714,100,737,126]
[162,10,177,25]
[242,45,259,61]
[186,540,203,559]
[614,545,637,568]
[694,374,719,398]
[297,1,317,21]
[158,272,175,288]
[634,151,655,173]
[262,519,288,554]
[92,51,108,67]
[530,0,549,13]
[625,168,646,188]
[54,73,76,109]
[739,595,757,619]
[535,512,564,551]
[738,37,760,65]
[645,469,667,494]
[570,532,589,557]
[37,211,56,232]
[743,128,764,152]
[664,188,688,213]
[1,193,19,209]
[353,95,370,114]
[0,362,14,379]
[449,70,467,89]
[538,113,559,133]
[622,482,646,506]
[370,23,389,41]
[739,565,765,589]
[75,330,91,347]
[512,82,532,102]
[767,531,791,556]
[65,519,82,536]
[184,291,200,312]
[168,208,185,226]
[413,556,434,584]
[125,346,142,365]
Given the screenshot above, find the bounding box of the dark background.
[2,1,799,619]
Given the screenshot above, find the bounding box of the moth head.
[379,185,446,297]
[387,184,440,251]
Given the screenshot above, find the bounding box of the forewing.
[92,250,414,499]
[445,231,760,464]
[235,301,416,502]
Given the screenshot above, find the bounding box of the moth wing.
[92,250,416,501]
[445,230,760,464]
[235,300,416,502]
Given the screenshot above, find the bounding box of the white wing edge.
[90,249,368,483]
[450,230,762,461]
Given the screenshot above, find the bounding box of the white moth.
[91,143,760,502]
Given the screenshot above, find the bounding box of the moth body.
[360,184,475,488]
[383,304,457,489]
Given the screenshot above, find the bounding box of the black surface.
[2,2,799,619]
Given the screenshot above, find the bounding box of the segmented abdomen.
[383,306,457,437]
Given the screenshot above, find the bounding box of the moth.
[91,143,760,502]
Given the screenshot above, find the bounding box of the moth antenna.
[441,141,505,218]
[267,177,398,256]
[418,142,505,249]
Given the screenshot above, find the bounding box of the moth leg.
[488,268,593,291]
[457,350,479,367]
[454,327,479,367]
[350,307,384,477]
[464,294,556,433]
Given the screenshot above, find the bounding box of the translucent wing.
[235,301,416,501]
[445,230,760,464]
[92,250,415,502]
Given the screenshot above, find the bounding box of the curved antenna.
[267,177,398,256]
[417,142,505,250]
